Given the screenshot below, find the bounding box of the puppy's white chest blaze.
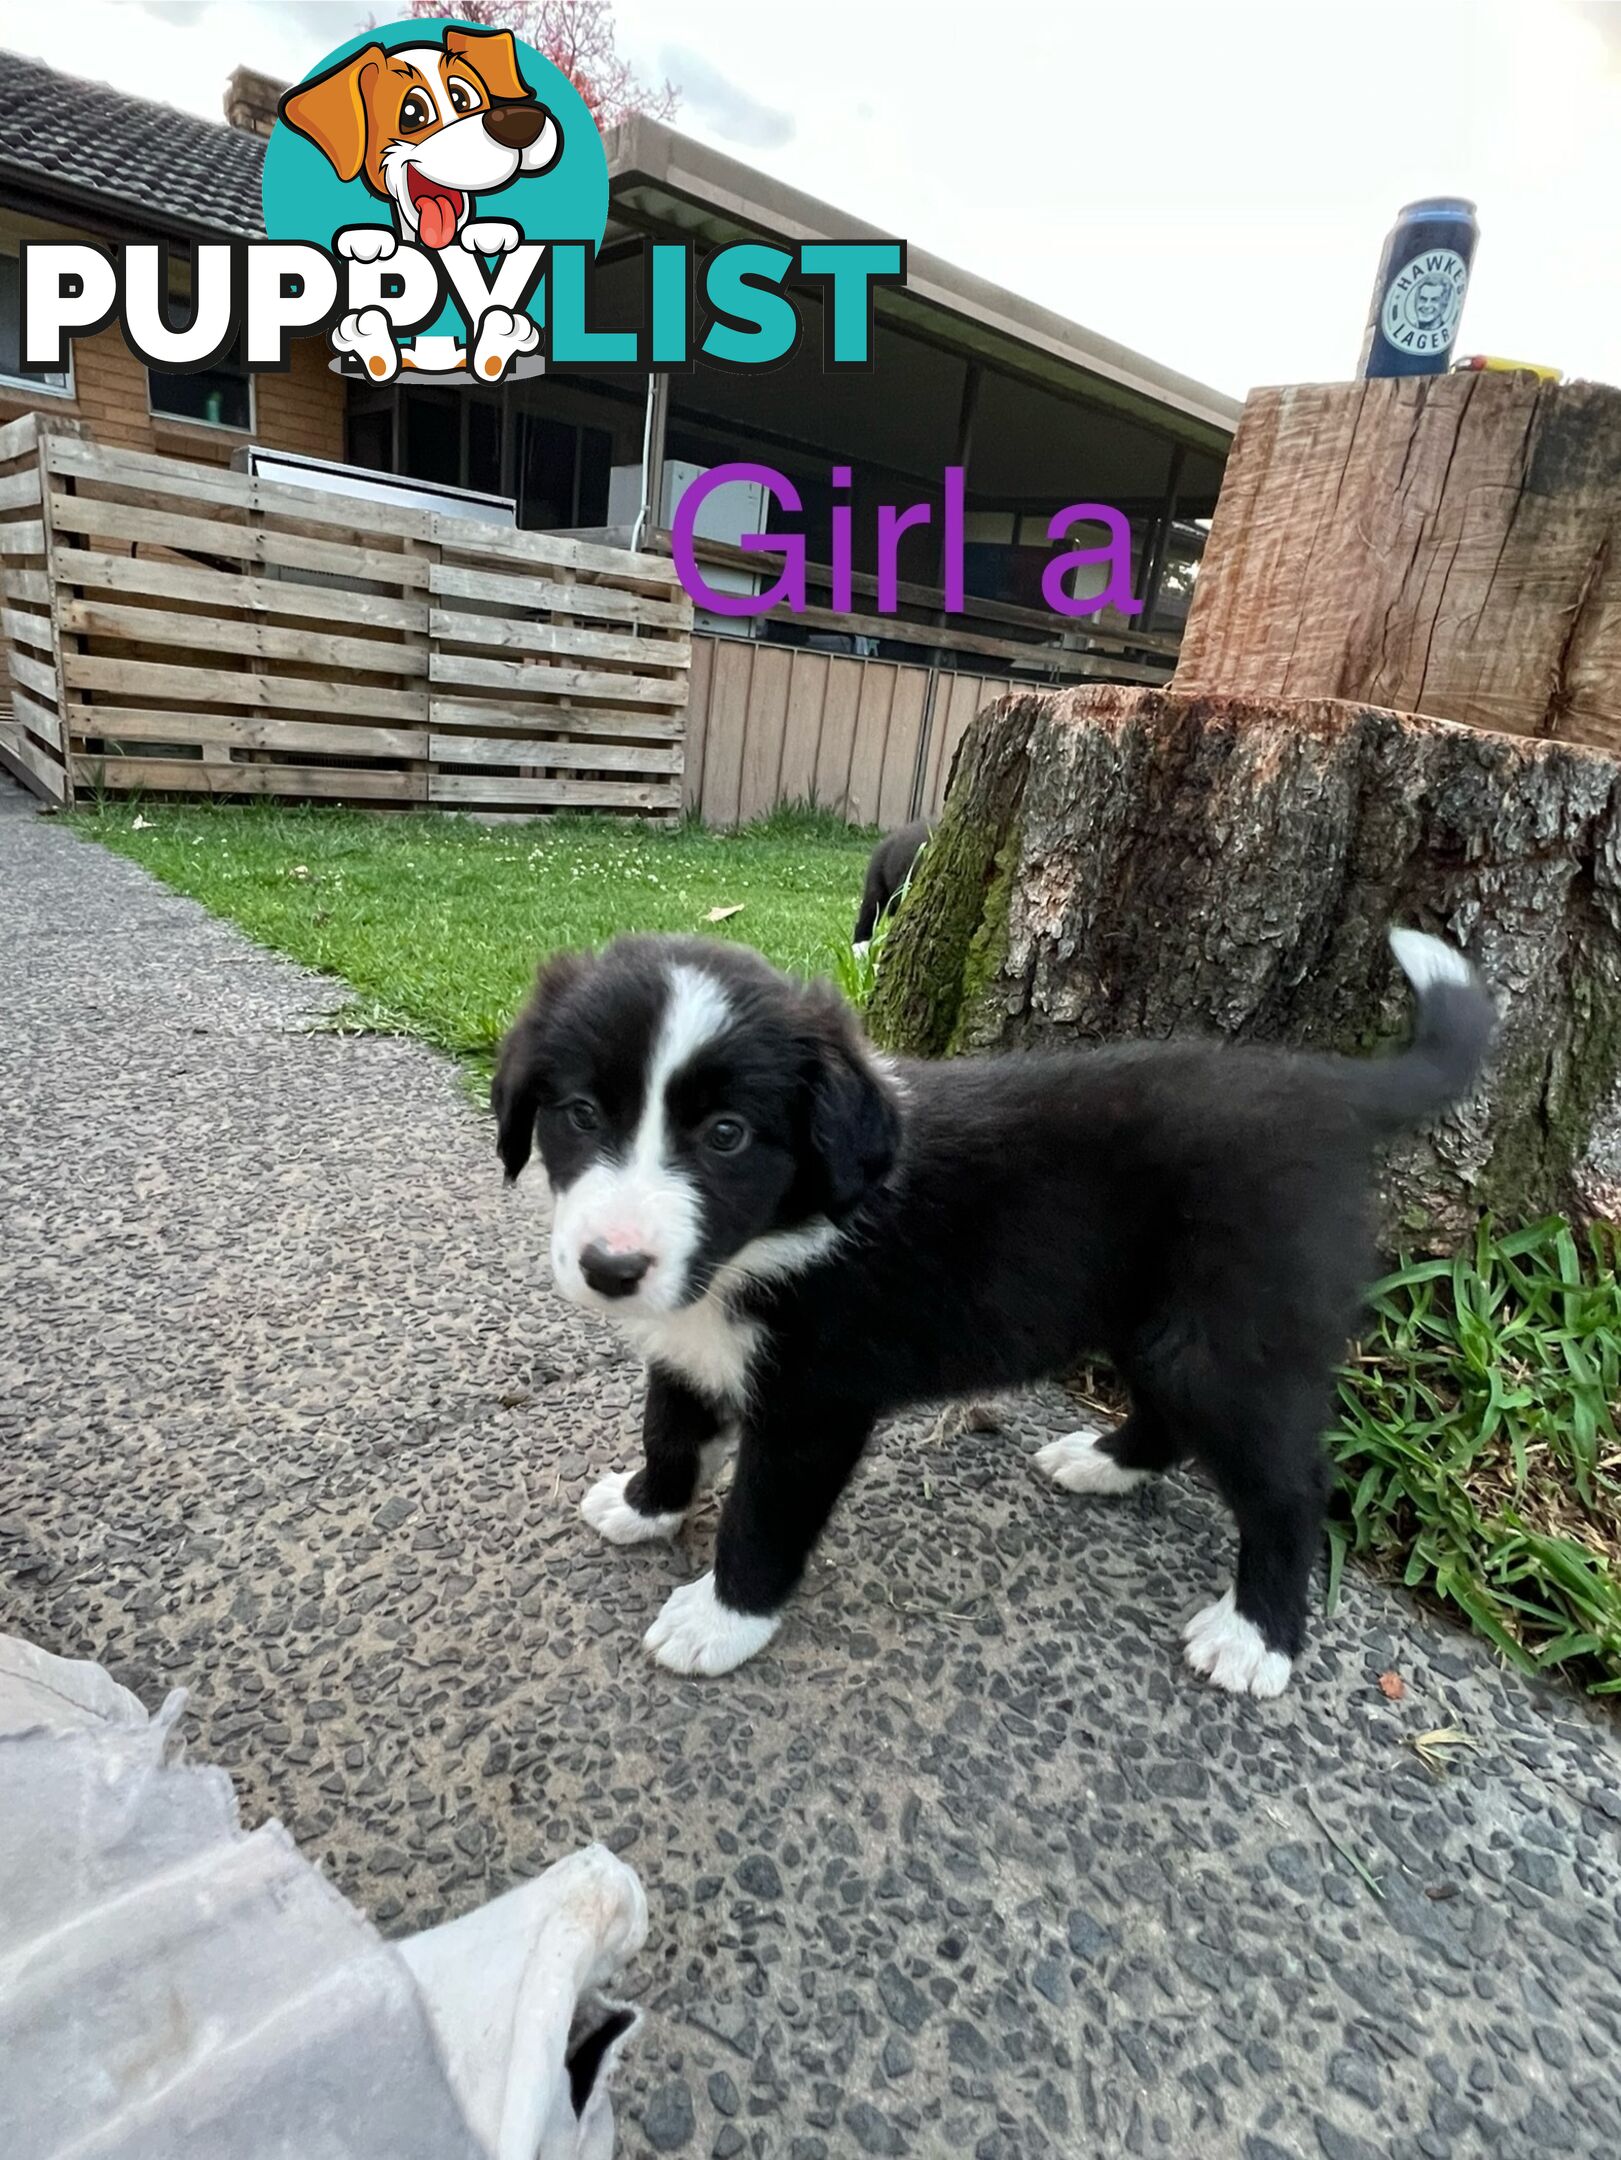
[626,1299,759,1408]
[613,1222,843,1408]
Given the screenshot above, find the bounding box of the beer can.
[1359,197,1478,377]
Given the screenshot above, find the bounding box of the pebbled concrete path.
[4,779,1621,2160]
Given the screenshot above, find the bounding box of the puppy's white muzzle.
[550,1158,701,1316]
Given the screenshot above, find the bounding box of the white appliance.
[233,447,517,528]
[608,458,769,629]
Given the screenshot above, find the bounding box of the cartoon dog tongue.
[416,186,461,251]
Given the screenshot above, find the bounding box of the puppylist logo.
[18,16,906,391]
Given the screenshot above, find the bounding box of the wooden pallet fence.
[0,431,692,814]
[0,413,75,804]
[425,517,688,815]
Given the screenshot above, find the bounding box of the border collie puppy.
[492,931,1494,1697]
[853,818,932,954]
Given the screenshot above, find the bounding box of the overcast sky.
[5,0,1618,397]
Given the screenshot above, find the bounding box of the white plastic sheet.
[0,1635,646,2159]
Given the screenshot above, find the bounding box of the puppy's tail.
[1340,929,1496,1136]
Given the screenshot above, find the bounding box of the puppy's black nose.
[484,103,548,149]
[580,1243,653,1298]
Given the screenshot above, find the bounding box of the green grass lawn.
[71,801,875,1078]
[70,799,1621,1695]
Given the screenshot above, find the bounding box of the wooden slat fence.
[0,419,1171,832]
[671,530,1182,682]
[684,633,1013,827]
[0,413,73,803]
[0,423,691,815]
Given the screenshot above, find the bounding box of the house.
[0,55,340,466]
[0,48,1239,822]
[0,50,1235,632]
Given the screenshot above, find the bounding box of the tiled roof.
[0,49,266,238]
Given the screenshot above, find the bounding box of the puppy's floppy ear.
[491,949,588,1182]
[279,47,383,183]
[801,990,900,1219]
[445,26,534,103]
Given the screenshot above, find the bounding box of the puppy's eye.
[400,91,434,130]
[704,1116,748,1156]
[564,1099,601,1134]
[448,78,478,113]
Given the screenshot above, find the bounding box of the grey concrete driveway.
[4,779,1621,2160]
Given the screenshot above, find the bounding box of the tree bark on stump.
[1173,375,1621,756]
[867,685,1621,1248]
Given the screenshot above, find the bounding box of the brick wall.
[0,321,344,465]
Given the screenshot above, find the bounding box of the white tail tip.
[1389,927,1474,993]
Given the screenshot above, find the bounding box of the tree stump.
[1174,375,1621,756]
[867,685,1621,1247]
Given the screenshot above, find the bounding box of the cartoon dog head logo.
[280,29,562,254]
[263,18,608,385]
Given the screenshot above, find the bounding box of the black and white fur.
[492,929,1495,1696]
[853,819,932,954]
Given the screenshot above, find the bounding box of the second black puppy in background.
[853,818,933,952]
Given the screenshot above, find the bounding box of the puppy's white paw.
[462,219,522,254]
[580,1469,683,1546]
[1034,1427,1147,1496]
[644,1572,779,1676]
[337,226,398,263]
[1182,1588,1292,1699]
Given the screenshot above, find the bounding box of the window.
[347,386,611,525]
[345,389,396,474]
[0,253,72,394]
[517,413,611,529]
[467,398,501,498]
[149,358,252,430]
[395,388,508,498]
[147,251,251,430]
[400,387,463,488]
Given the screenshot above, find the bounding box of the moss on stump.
[869,683,1621,1249]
